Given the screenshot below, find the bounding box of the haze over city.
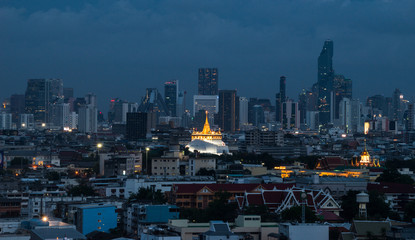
[1,0,415,112]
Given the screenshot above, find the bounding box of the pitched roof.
[173,183,295,194]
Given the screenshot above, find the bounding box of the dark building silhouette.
[63,87,74,101]
[333,75,352,119]
[198,68,218,95]
[317,40,334,125]
[276,76,286,122]
[164,80,178,116]
[126,112,147,140]
[392,88,403,122]
[217,90,238,132]
[10,94,25,124]
[24,79,63,124]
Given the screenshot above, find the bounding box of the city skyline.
[1,0,415,113]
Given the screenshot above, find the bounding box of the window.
[98,227,101,230]
[98,213,102,215]
[98,220,101,222]
[154,160,157,162]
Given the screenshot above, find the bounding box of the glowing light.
[400,94,404,99]
[364,122,370,135]
[97,143,103,149]
[21,123,26,127]
[41,123,46,127]
[42,216,48,222]
[341,134,347,138]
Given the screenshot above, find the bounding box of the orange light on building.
[364,122,370,135]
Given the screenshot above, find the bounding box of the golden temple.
[191,111,222,141]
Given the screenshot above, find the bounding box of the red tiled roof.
[319,211,344,221]
[246,194,264,205]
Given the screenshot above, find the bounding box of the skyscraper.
[164,80,178,116]
[217,90,238,132]
[78,104,97,133]
[317,40,334,124]
[198,68,218,95]
[276,76,286,122]
[25,78,63,124]
[126,112,148,140]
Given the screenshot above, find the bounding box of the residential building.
[74,204,117,235]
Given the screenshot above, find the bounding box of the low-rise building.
[74,204,117,235]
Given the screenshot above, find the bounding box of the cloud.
[0,0,414,111]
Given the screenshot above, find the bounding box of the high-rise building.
[333,75,352,120]
[392,89,403,122]
[176,90,186,118]
[10,94,25,124]
[164,80,178,116]
[193,95,219,124]
[0,112,12,130]
[317,40,334,124]
[85,93,97,108]
[281,100,300,130]
[78,104,97,133]
[217,90,238,132]
[20,114,34,130]
[63,87,74,101]
[276,76,286,122]
[198,68,218,95]
[252,105,265,127]
[25,79,63,124]
[50,103,71,129]
[239,97,249,127]
[126,112,148,140]
[138,88,169,126]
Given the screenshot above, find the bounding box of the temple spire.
[202,111,211,134]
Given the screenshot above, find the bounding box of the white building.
[78,104,97,133]
[20,114,35,130]
[0,112,12,130]
[239,97,249,127]
[282,100,300,130]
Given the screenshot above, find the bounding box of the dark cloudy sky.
[1,0,415,112]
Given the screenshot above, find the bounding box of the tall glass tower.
[317,40,334,124]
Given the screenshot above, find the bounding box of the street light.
[97,143,103,158]
[145,147,150,175]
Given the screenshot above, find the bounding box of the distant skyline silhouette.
[1,0,414,113]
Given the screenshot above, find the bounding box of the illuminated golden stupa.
[352,139,380,168]
[191,111,222,141]
[187,111,229,155]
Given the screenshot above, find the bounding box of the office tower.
[164,80,178,117]
[193,95,219,124]
[73,97,87,114]
[193,110,207,131]
[0,112,12,130]
[85,93,97,108]
[239,97,249,127]
[20,114,35,129]
[276,76,286,122]
[25,79,63,124]
[78,104,97,133]
[407,103,414,130]
[306,111,319,130]
[63,87,74,101]
[298,90,308,125]
[333,75,352,120]
[10,94,25,124]
[113,100,128,123]
[339,98,362,133]
[252,105,265,127]
[138,88,169,126]
[317,40,334,124]
[248,98,274,125]
[392,89,403,121]
[176,90,185,118]
[126,112,148,140]
[281,100,300,130]
[198,68,218,95]
[218,90,238,132]
[50,103,71,129]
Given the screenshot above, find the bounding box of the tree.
[196,168,215,177]
[280,206,318,223]
[376,168,415,185]
[341,190,391,221]
[404,200,415,222]
[128,187,167,204]
[10,157,29,168]
[340,191,359,221]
